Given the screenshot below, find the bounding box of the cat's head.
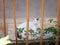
[32,17,40,30]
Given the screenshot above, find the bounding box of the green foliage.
[16,18,60,44]
[44,27,57,43]
[44,27,56,34]
[48,18,57,24]
[17,28,24,39]
[46,18,60,43]
[34,31,40,35]
[29,29,34,34]
[16,27,59,43]
[48,19,53,23]
[17,28,24,33]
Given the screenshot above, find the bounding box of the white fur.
[17,18,40,40]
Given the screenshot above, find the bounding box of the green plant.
[48,19,53,23]
[17,28,24,39]
[44,27,56,43]
[29,29,34,35]
[44,27,56,34]
[17,28,24,33]
[48,18,57,24]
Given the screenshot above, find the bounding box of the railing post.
[56,0,60,45]
[2,0,7,36]
[40,0,44,45]
[26,0,30,45]
[12,0,18,45]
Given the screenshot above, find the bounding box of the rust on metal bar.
[2,0,7,36]
[12,0,18,45]
[40,0,44,45]
[56,0,60,45]
[26,0,30,45]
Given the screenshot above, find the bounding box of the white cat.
[17,18,41,40]
[17,18,53,40]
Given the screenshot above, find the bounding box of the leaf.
[17,28,24,33]
[44,27,57,43]
[48,19,53,23]
[44,27,56,34]
[29,29,34,34]
[22,28,24,30]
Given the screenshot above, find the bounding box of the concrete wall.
[0,0,58,18]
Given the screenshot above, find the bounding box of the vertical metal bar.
[2,0,7,36]
[26,0,30,45]
[12,0,18,45]
[40,0,44,45]
[56,0,60,45]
